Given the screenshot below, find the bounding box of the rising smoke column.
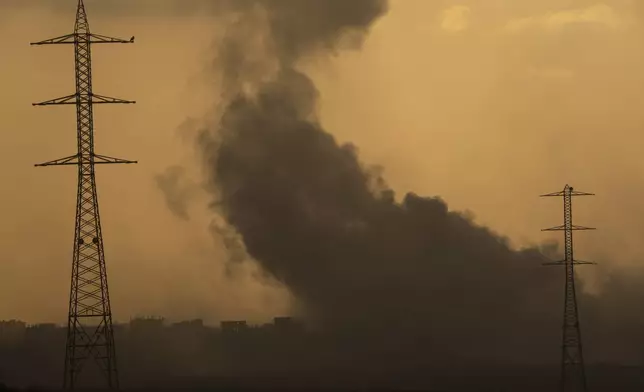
[199,0,564,366]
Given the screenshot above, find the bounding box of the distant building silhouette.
[0,316,643,391]
[0,316,309,388]
[220,320,248,334]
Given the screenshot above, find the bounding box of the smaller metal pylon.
[541,184,595,392]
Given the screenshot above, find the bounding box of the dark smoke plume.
[198,0,560,366]
[193,0,644,368]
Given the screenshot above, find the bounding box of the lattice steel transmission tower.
[31,0,136,389]
[541,184,595,392]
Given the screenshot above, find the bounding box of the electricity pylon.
[31,0,136,389]
[541,184,595,392]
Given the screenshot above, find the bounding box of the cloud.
[440,5,472,33]
[504,4,631,34]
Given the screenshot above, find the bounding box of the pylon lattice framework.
[31,0,136,389]
[541,184,595,392]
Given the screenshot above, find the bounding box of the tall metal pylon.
[541,184,595,392]
[31,0,136,389]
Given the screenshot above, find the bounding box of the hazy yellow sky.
[0,0,643,323]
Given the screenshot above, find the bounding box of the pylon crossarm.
[541,191,594,197]
[33,94,135,106]
[89,33,135,44]
[35,154,79,167]
[93,154,138,165]
[31,34,76,45]
[30,33,134,46]
[570,190,595,197]
[542,260,596,266]
[91,94,136,104]
[542,225,566,232]
[33,94,77,106]
[571,225,595,231]
[541,185,594,198]
[540,191,566,197]
[543,225,595,232]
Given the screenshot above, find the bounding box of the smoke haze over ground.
[2,0,644,370]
